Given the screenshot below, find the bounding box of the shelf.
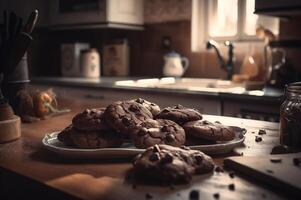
[48,22,144,31]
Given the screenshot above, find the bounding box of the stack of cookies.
[58,98,235,149]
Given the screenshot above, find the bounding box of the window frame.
[191,0,276,52]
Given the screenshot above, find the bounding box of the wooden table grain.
[0,99,289,200]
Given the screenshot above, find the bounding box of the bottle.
[80,48,100,78]
[280,82,301,148]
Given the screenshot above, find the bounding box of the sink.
[115,77,247,93]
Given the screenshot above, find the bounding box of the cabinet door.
[49,0,107,26]
[107,0,143,25]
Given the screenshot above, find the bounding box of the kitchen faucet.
[206,40,234,80]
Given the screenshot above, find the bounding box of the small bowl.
[0,115,21,143]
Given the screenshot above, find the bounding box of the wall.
[28,0,300,81]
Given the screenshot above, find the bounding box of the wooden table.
[0,99,288,200]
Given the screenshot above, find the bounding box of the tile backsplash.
[28,1,301,80]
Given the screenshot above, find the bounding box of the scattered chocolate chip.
[213,193,220,199]
[215,166,224,173]
[166,133,175,142]
[240,152,244,156]
[270,157,282,163]
[189,190,199,200]
[271,145,299,155]
[266,169,273,174]
[145,193,153,199]
[255,136,262,142]
[228,183,235,191]
[229,171,235,178]
[153,145,161,153]
[251,131,255,134]
[293,158,301,166]
[161,153,173,164]
[258,129,266,135]
[149,153,160,161]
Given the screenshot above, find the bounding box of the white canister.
[80,48,100,78]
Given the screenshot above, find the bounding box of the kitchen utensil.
[3,9,38,76]
[163,51,189,77]
[224,153,301,197]
[8,12,18,42]
[80,48,100,78]
[23,10,38,34]
[42,126,245,158]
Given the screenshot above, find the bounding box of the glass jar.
[280,82,301,148]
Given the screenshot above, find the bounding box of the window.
[191,0,279,51]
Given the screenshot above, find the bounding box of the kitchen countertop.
[0,99,289,200]
[31,77,284,103]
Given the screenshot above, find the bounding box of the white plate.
[42,126,246,159]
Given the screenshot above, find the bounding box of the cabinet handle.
[83,94,105,100]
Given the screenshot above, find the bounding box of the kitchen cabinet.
[223,99,280,122]
[0,0,50,27]
[255,0,301,17]
[31,84,221,116]
[1,0,144,30]
[49,0,144,30]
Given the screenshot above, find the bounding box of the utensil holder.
[1,52,30,113]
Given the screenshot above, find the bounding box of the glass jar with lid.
[280,82,301,148]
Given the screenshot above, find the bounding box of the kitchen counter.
[0,99,289,200]
[31,77,283,103]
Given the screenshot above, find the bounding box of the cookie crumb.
[213,193,220,199]
[266,169,273,174]
[255,136,262,142]
[270,158,282,163]
[228,183,235,191]
[189,190,199,200]
[145,193,153,199]
[229,171,235,178]
[215,166,224,173]
[293,158,301,166]
[258,129,266,135]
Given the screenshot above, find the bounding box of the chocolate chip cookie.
[131,98,161,117]
[72,108,109,131]
[57,125,123,149]
[104,101,153,135]
[129,144,214,185]
[156,104,202,124]
[183,120,235,141]
[131,119,185,148]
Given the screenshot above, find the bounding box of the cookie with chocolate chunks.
[183,120,235,141]
[104,101,153,135]
[131,98,161,117]
[156,104,202,124]
[131,119,185,148]
[130,144,214,185]
[72,108,109,131]
[57,125,123,149]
